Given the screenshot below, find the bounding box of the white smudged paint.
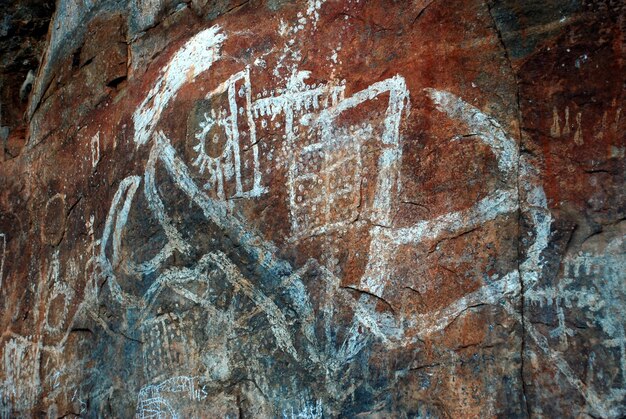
[133,25,226,146]
[551,106,561,137]
[425,88,518,175]
[83,214,100,306]
[306,0,326,29]
[392,188,518,245]
[141,141,191,265]
[90,131,100,167]
[409,270,521,338]
[358,88,519,299]
[99,175,142,305]
[42,250,75,336]
[312,75,409,231]
[0,233,5,291]
[518,155,552,290]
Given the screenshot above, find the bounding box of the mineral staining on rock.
[0,0,624,417]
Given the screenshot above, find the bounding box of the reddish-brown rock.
[0,0,624,417]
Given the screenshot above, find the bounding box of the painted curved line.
[519,156,552,291]
[418,90,613,416]
[121,140,193,277]
[425,88,518,176]
[100,175,141,305]
[133,25,226,146]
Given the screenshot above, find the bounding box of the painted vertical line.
[285,105,299,233]
[0,233,5,291]
[227,77,243,196]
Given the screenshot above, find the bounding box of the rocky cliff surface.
[0,0,624,417]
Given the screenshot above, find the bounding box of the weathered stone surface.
[0,0,55,159]
[0,0,624,417]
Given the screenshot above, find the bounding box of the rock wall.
[0,0,624,417]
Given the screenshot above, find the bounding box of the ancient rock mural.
[0,0,624,417]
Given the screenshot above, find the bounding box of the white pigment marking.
[133,26,226,146]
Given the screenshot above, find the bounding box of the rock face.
[0,0,55,159]
[0,0,624,417]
